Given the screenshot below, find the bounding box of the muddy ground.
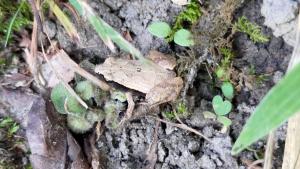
[0,0,294,169]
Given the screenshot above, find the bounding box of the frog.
[95,50,183,107]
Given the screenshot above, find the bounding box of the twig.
[263,132,275,169]
[57,50,111,91]
[40,40,88,109]
[248,159,264,169]
[143,121,160,169]
[181,49,208,101]
[150,116,212,143]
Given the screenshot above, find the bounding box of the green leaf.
[51,83,71,114]
[0,117,14,128]
[75,81,94,100]
[8,123,19,135]
[174,29,194,46]
[203,111,217,119]
[4,0,24,47]
[147,22,171,38]
[212,95,232,116]
[66,97,86,114]
[51,83,86,114]
[232,63,300,155]
[69,0,145,61]
[221,82,234,100]
[47,0,79,41]
[217,116,232,127]
[67,114,93,133]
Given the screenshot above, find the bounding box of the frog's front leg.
[145,77,184,107]
[118,92,135,126]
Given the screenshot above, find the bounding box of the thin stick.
[150,116,212,143]
[263,132,275,169]
[249,159,264,169]
[58,50,111,91]
[40,40,88,109]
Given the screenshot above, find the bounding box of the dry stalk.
[150,116,211,143]
[280,10,300,169]
[40,41,88,109]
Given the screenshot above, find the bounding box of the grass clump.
[234,16,269,43]
[0,117,20,138]
[0,0,32,47]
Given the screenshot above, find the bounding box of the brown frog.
[95,50,183,106]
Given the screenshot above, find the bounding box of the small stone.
[273,71,284,84]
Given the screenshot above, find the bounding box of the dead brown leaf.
[0,87,89,169]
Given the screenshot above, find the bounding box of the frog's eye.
[136,68,141,72]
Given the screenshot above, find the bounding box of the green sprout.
[212,82,234,129]
[0,117,20,137]
[221,82,234,100]
[234,16,269,43]
[162,102,188,120]
[212,95,232,116]
[216,47,234,81]
[148,22,194,47]
[147,0,201,47]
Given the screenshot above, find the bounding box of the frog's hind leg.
[118,92,135,127]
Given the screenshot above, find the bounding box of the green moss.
[234,16,269,43]
[167,0,201,41]
[216,47,235,81]
[162,102,188,120]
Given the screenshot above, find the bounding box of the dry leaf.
[41,53,75,88]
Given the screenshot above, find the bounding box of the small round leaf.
[217,116,232,127]
[51,83,71,114]
[147,22,171,38]
[221,82,234,100]
[75,81,94,100]
[212,95,232,116]
[174,29,194,46]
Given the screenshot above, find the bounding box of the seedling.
[148,22,194,47]
[147,22,171,38]
[147,0,201,47]
[212,95,232,116]
[221,82,234,100]
[215,47,234,81]
[212,81,234,130]
[234,16,269,43]
[51,82,105,133]
[51,83,86,115]
[0,117,20,137]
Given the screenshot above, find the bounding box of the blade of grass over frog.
[232,63,300,155]
[47,0,79,41]
[69,0,145,61]
[4,0,25,47]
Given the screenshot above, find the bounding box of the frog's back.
[95,57,175,93]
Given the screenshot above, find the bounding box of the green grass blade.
[47,0,80,41]
[4,0,24,47]
[232,63,300,155]
[69,0,144,61]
